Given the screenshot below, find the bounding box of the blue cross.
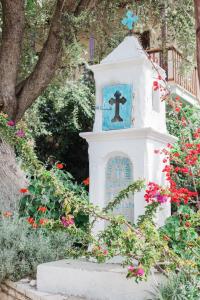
[122,10,139,31]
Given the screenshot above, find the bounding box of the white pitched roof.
[101,35,147,64]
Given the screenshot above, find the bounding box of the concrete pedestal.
[37,260,165,300]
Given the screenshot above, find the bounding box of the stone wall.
[0,281,31,300]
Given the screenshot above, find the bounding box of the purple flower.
[7,120,15,127]
[16,129,25,138]
[155,193,168,204]
[136,268,145,276]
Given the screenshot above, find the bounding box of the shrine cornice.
[80,127,177,144]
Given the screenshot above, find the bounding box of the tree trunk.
[194,0,200,86]
[0,138,27,211]
[0,0,103,209]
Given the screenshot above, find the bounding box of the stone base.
[0,280,84,300]
[37,260,165,300]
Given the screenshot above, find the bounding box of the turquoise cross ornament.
[122,10,139,31]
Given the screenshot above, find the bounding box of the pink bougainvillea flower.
[16,129,25,138]
[155,193,168,204]
[61,215,75,227]
[7,120,15,127]
[136,268,145,276]
[167,143,173,149]
[128,266,134,272]
[103,250,108,256]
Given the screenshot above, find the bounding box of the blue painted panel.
[102,84,133,131]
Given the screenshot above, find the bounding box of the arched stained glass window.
[105,156,134,222]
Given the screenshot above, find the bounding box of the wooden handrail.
[147,47,199,99]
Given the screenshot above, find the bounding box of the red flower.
[153,81,159,91]
[39,218,48,225]
[185,143,193,148]
[20,188,28,193]
[181,168,189,174]
[185,221,191,228]
[175,96,180,101]
[175,107,180,113]
[144,182,159,203]
[38,206,47,213]
[27,217,35,224]
[56,163,64,169]
[167,144,173,149]
[83,177,89,186]
[173,152,180,157]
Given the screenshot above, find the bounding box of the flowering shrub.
[19,166,89,228]
[0,92,200,284]
[166,103,200,205]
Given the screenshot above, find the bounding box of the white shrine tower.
[80,35,176,230]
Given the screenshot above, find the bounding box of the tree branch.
[15,0,104,121]
[15,0,66,121]
[0,0,25,118]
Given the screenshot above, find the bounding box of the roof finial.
[121,10,139,35]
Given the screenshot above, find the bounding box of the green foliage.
[26,67,95,181]
[167,103,200,140]
[160,205,200,271]
[150,270,200,300]
[0,215,76,283]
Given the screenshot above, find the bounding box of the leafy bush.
[0,215,77,283]
[19,166,89,228]
[26,67,95,182]
[160,205,200,269]
[150,271,200,300]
